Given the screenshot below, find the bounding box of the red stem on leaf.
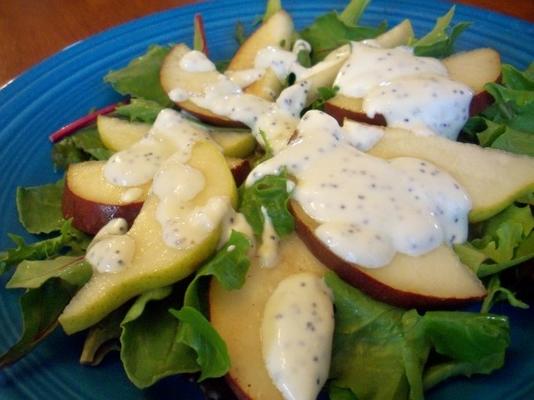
[194,13,209,56]
[48,102,124,143]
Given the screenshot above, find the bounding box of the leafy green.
[114,98,165,124]
[411,7,470,58]
[455,204,534,277]
[104,45,172,106]
[120,232,250,387]
[0,221,90,275]
[16,180,66,234]
[300,0,386,63]
[170,306,230,382]
[326,272,510,400]
[307,85,339,111]
[480,275,529,313]
[120,286,198,388]
[234,21,247,46]
[182,230,251,313]
[0,278,84,367]
[7,256,91,289]
[80,305,126,366]
[239,172,294,237]
[52,126,112,170]
[262,0,282,22]
[463,63,534,155]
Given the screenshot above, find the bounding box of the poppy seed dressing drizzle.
[248,110,471,268]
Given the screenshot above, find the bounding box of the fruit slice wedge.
[210,234,327,400]
[290,202,486,309]
[60,141,237,334]
[325,48,501,124]
[62,161,150,235]
[97,115,256,158]
[161,10,294,127]
[368,127,534,222]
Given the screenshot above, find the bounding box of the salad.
[1,0,533,399]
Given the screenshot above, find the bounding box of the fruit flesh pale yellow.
[60,141,237,334]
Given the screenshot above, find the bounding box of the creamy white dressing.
[104,109,210,186]
[86,218,134,273]
[334,42,472,139]
[165,45,345,154]
[341,119,384,151]
[225,68,266,88]
[248,110,471,268]
[364,75,472,139]
[159,196,231,250]
[219,209,255,248]
[258,207,279,268]
[179,50,216,72]
[262,273,334,400]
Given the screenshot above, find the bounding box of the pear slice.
[62,161,150,234]
[368,127,534,222]
[209,234,327,400]
[290,202,486,309]
[325,48,501,124]
[59,141,237,334]
[374,19,414,48]
[97,115,256,158]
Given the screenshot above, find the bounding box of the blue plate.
[0,0,533,398]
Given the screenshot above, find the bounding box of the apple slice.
[62,161,150,235]
[160,44,241,127]
[368,127,534,222]
[60,141,238,334]
[290,202,486,309]
[98,115,256,158]
[210,234,327,400]
[161,10,294,127]
[325,48,501,124]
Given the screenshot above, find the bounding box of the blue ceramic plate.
[0,0,533,398]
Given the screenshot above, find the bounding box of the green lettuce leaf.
[120,232,250,387]
[120,286,198,388]
[104,45,172,106]
[480,275,529,313]
[411,6,470,58]
[0,271,89,367]
[239,172,294,237]
[80,305,126,366]
[7,256,91,289]
[300,0,386,62]
[0,221,90,275]
[114,98,166,124]
[52,126,112,170]
[307,85,339,111]
[170,306,230,381]
[463,63,534,155]
[326,272,510,400]
[455,204,534,277]
[16,180,66,234]
[234,21,247,46]
[183,230,251,313]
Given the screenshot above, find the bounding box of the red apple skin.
[230,159,252,187]
[63,160,249,235]
[179,102,246,128]
[289,202,485,309]
[324,101,387,126]
[62,181,143,235]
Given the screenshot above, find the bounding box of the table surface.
[1,0,533,86]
